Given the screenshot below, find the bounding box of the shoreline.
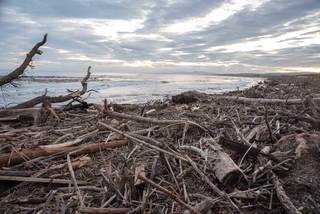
[0,74,262,107]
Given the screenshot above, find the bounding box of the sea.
[0,73,262,107]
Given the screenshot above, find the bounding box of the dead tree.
[0,34,48,87]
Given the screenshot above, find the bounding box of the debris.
[1,74,320,213]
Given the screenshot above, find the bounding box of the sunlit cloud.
[206,26,320,53]
[164,0,270,33]
[59,18,145,40]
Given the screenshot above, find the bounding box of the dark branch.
[0,34,48,87]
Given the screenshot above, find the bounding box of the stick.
[67,154,84,206]
[137,174,201,214]
[105,111,208,131]
[98,121,187,161]
[271,172,302,214]
[264,107,275,143]
[40,129,98,149]
[0,175,87,185]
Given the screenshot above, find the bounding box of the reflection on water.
[0,73,262,107]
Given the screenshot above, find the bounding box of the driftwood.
[138,174,201,214]
[218,96,320,105]
[98,121,187,161]
[106,111,187,125]
[2,75,320,212]
[9,66,91,109]
[0,139,127,167]
[0,34,47,87]
[271,172,302,214]
[201,138,243,187]
[79,207,131,214]
[40,129,99,149]
[0,175,87,185]
[186,156,241,213]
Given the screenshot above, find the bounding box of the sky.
[0,0,319,76]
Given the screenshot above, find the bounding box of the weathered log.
[200,138,243,187]
[9,66,91,109]
[217,96,320,105]
[106,111,187,125]
[0,34,47,87]
[79,207,130,214]
[0,139,127,167]
[0,175,87,185]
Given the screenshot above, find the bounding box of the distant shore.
[0,71,313,83]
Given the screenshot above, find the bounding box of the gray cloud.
[0,0,319,75]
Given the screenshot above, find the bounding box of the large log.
[201,138,243,187]
[217,96,320,105]
[0,139,127,167]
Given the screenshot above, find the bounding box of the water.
[0,73,262,107]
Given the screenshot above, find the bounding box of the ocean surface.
[0,73,262,107]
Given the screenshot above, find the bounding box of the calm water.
[0,73,262,107]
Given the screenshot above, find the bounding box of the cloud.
[163,0,270,33]
[0,0,319,75]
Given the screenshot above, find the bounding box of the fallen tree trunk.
[0,34,47,87]
[8,66,91,109]
[0,139,127,167]
[217,96,320,105]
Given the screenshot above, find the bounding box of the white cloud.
[59,18,145,40]
[206,26,320,53]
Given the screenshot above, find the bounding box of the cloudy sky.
[0,0,319,76]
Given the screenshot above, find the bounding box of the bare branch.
[0,34,48,87]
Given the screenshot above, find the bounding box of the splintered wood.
[1,75,320,213]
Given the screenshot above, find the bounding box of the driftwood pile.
[1,35,320,213]
[0,74,320,213]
